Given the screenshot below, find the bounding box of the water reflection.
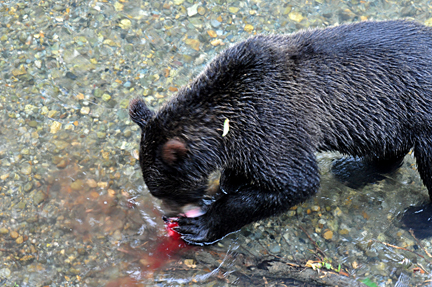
[1,0,432,286]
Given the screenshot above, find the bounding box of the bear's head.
[129,98,222,214]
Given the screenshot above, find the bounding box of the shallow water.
[1,0,432,286]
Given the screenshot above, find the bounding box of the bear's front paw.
[174,215,218,246]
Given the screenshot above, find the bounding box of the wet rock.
[112,229,122,241]
[10,231,19,239]
[323,229,333,240]
[211,19,221,28]
[102,93,111,101]
[21,164,32,175]
[24,182,33,192]
[119,19,132,29]
[269,243,281,253]
[187,4,198,16]
[0,268,11,279]
[81,106,90,115]
[70,179,84,191]
[16,201,26,210]
[33,190,46,205]
[16,236,24,244]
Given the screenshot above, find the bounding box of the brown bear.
[129,20,432,245]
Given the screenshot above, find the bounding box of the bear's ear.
[161,138,187,166]
[129,98,155,129]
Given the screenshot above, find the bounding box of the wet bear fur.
[130,20,432,245]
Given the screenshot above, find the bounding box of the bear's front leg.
[174,185,312,245]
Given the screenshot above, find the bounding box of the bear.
[129,20,432,245]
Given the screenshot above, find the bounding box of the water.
[1,0,432,286]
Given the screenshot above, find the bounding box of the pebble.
[287,210,296,217]
[50,122,62,134]
[53,140,69,150]
[244,24,254,32]
[333,207,342,216]
[184,259,197,268]
[119,19,132,29]
[16,236,24,244]
[87,179,98,188]
[0,228,8,234]
[70,179,84,191]
[0,268,11,279]
[198,7,206,15]
[81,107,90,115]
[323,229,333,240]
[269,243,281,253]
[10,231,19,239]
[211,19,221,28]
[228,7,239,13]
[187,4,198,16]
[28,120,38,127]
[123,130,132,138]
[16,201,26,210]
[102,93,111,102]
[123,81,131,88]
[21,165,32,175]
[97,132,107,139]
[207,30,217,38]
[289,11,304,22]
[33,190,46,205]
[112,229,122,241]
[56,159,68,168]
[311,205,320,212]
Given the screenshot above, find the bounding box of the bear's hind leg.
[332,154,405,189]
[400,137,432,239]
[414,137,432,199]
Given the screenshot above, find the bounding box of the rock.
[112,229,122,241]
[81,107,90,115]
[311,205,321,212]
[187,4,198,16]
[33,190,46,205]
[198,7,206,15]
[28,120,38,128]
[323,229,333,240]
[10,231,19,239]
[0,268,11,279]
[53,140,69,150]
[244,24,253,32]
[287,210,296,217]
[16,201,26,210]
[87,179,98,188]
[70,179,84,191]
[211,19,221,28]
[184,259,197,268]
[269,243,281,253]
[16,236,24,244]
[228,7,239,13]
[56,159,68,169]
[102,93,111,101]
[21,165,32,175]
[97,132,106,139]
[207,30,217,38]
[289,11,304,22]
[119,19,132,29]
[50,122,61,134]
